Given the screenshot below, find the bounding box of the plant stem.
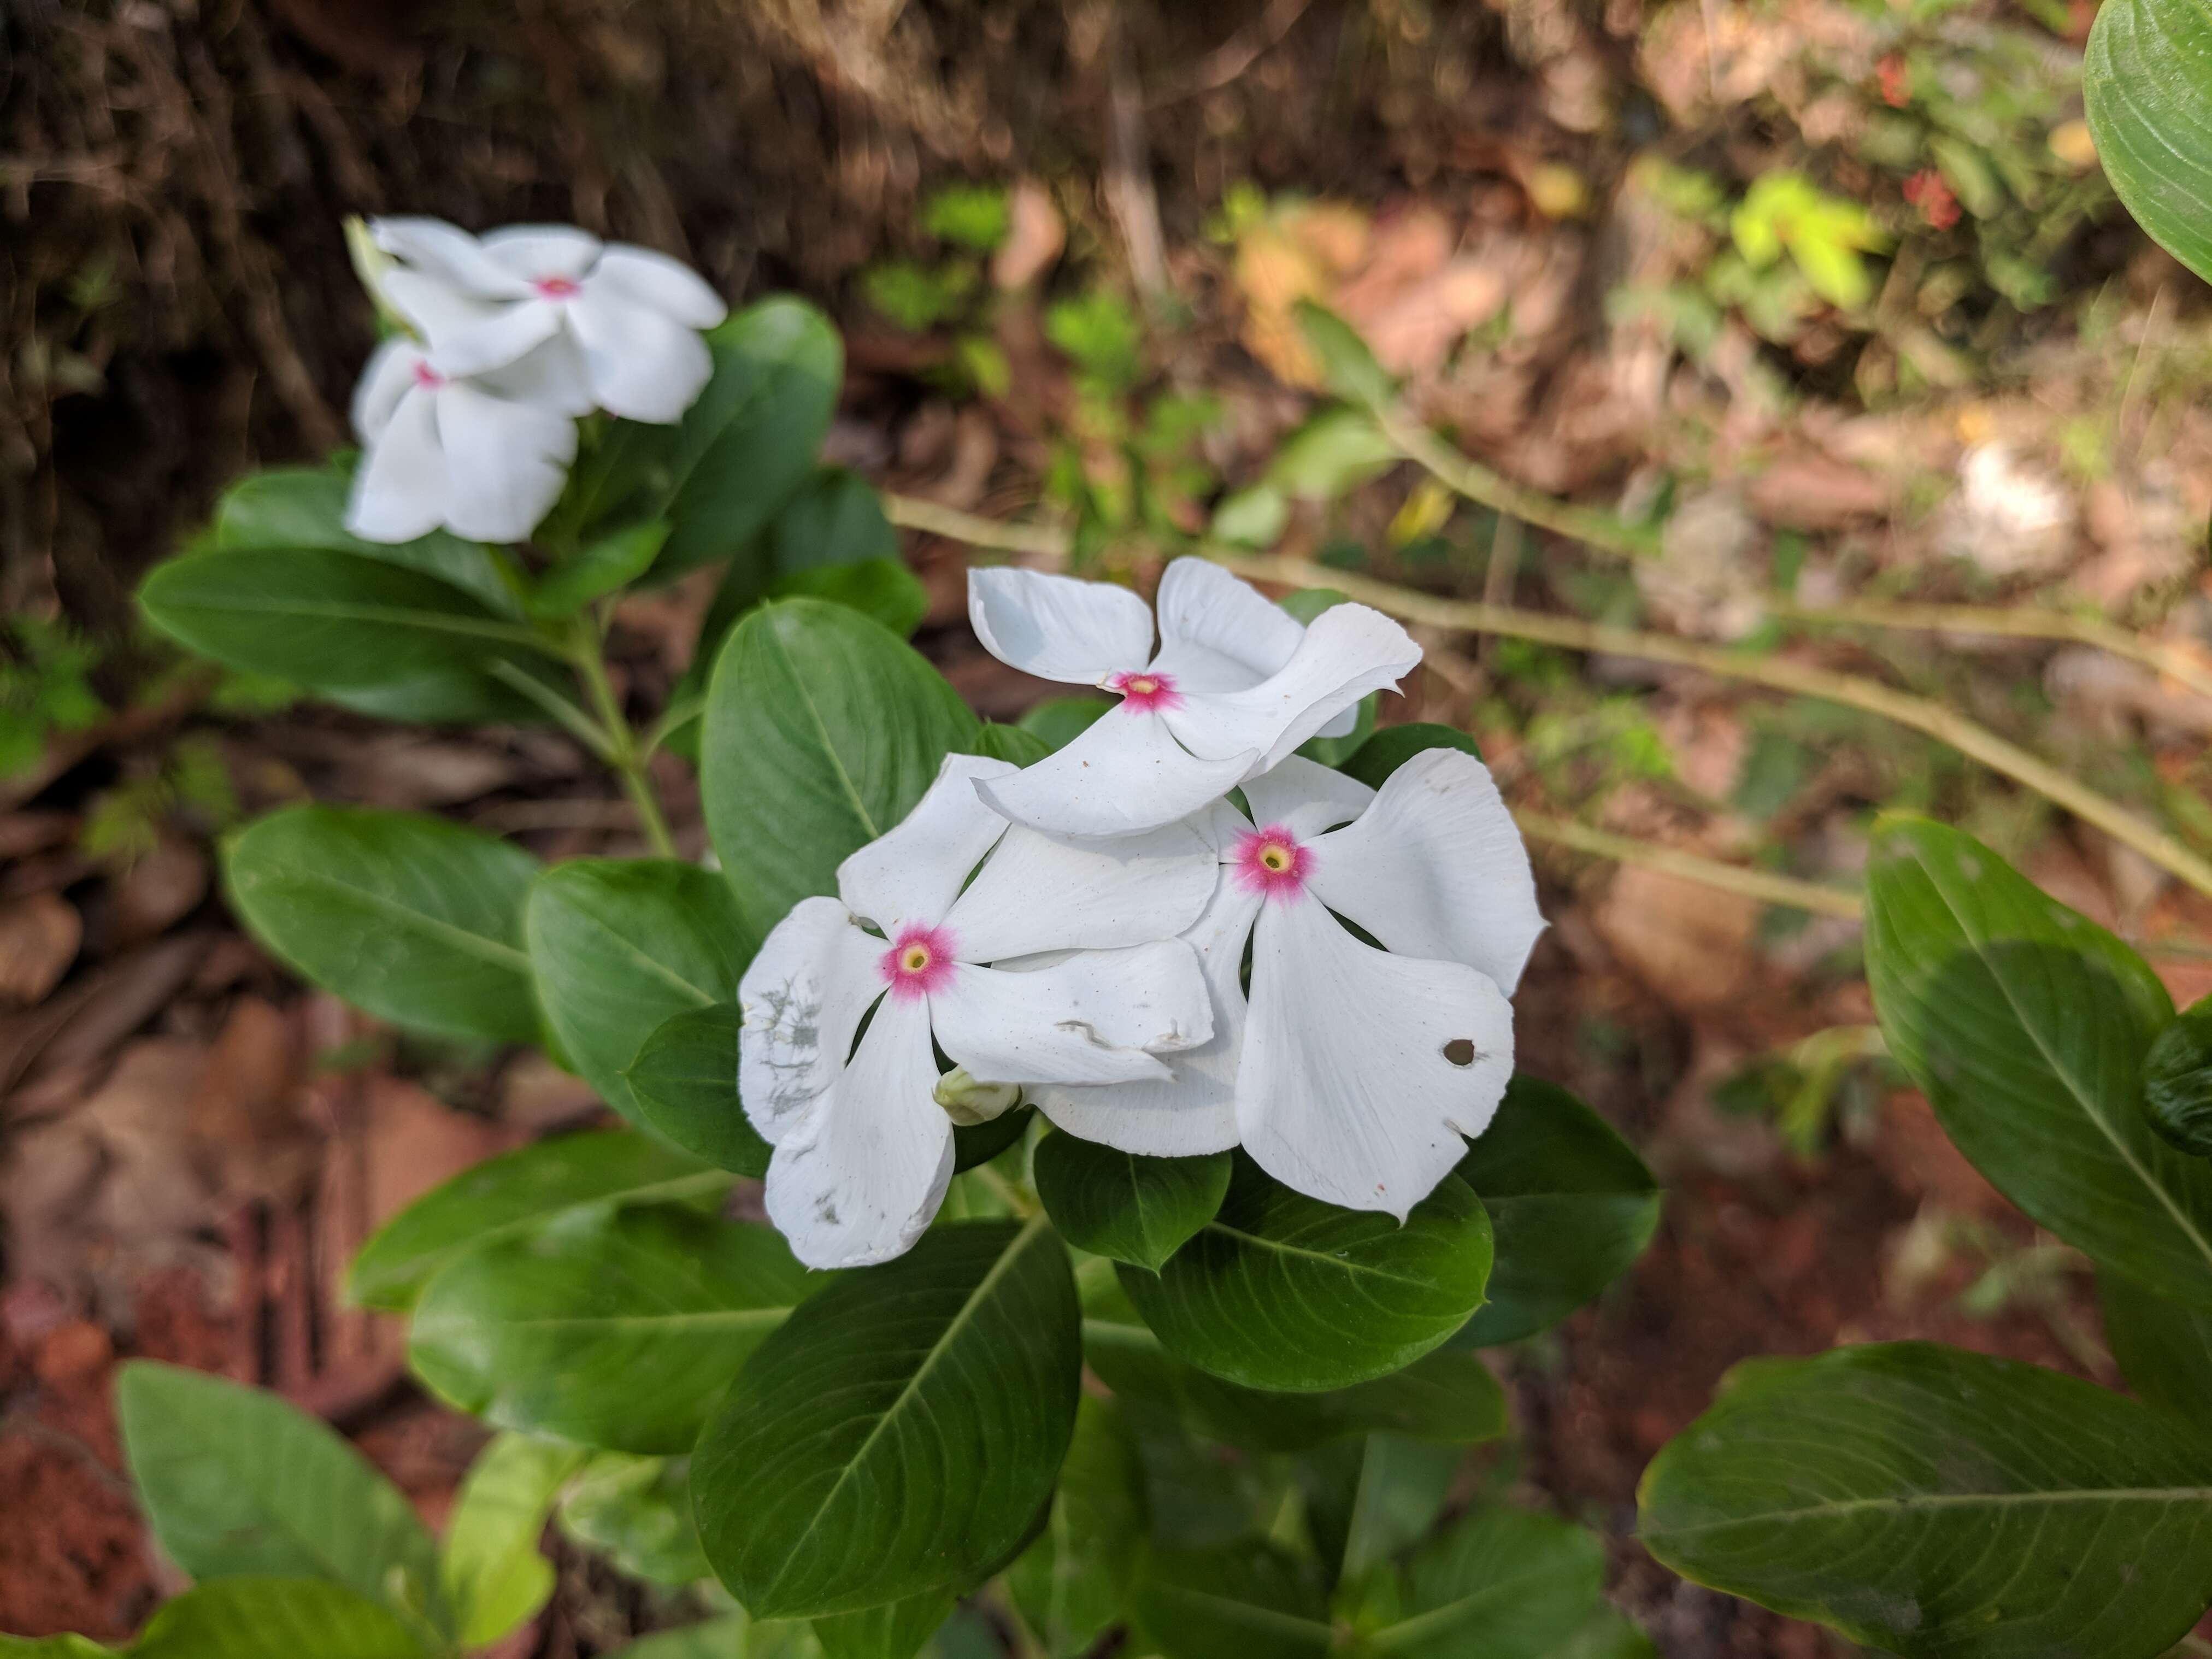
[1515,811,1864,919]
[881,492,1073,557]
[1372,406,1664,560]
[567,615,678,858]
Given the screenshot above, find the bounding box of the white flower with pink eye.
[343,337,580,545]
[737,754,1219,1269]
[966,559,1422,838]
[1031,749,1545,1217]
[369,217,729,425]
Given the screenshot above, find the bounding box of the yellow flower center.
[1261,845,1292,873]
[901,945,932,973]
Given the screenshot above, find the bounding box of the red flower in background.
[1903,169,1961,230]
[1878,54,1910,107]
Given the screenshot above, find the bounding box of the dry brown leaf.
[104,833,209,947]
[1746,454,1890,528]
[189,997,314,1204]
[1591,863,1758,1012]
[991,178,1065,290]
[0,893,81,1007]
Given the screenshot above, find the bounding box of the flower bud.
[933,1067,1023,1127]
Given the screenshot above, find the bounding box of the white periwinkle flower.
[738,755,1219,1269]
[371,217,729,423]
[343,337,579,544]
[967,559,1422,838]
[1032,750,1545,1218]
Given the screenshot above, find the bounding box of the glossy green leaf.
[608,1613,821,1659]
[769,559,928,639]
[1544,1608,1659,1659]
[1121,1156,1493,1391]
[1638,1341,2212,1657]
[967,723,1054,767]
[700,599,979,938]
[2086,0,2212,287]
[1008,1396,1146,1657]
[812,1592,956,1659]
[1017,697,1112,752]
[2144,993,2212,1157]
[440,1433,586,1649]
[225,805,540,1045]
[131,1579,428,1659]
[346,1129,728,1313]
[954,1103,1035,1172]
[116,1362,446,1633]
[626,1003,773,1176]
[0,1636,113,1657]
[694,1218,1081,1617]
[557,1454,710,1586]
[1340,724,1481,790]
[1357,1508,1604,1659]
[1034,1133,1231,1271]
[529,521,669,619]
[1449,1076,1660,1347]
[770,468,902,573]
[1301,1434,1459,1585]
[411,1205,814,1454]
[1135,1541,1332,1659]
[526,858,760,1127]
[2098,1264,2212,1420]
[1865,816,2212,1303]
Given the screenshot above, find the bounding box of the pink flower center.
[411,361,446,390]
[533,276,581,299]
[880,923,958,1001]
[1232,825,1311,902]
[1108,669,1181,713]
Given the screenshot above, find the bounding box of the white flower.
[1031,749,1544,1217]
[966,559,1422,838]
[343,337,579,544]
[370,217,728,424]
[738,754,1219,1269]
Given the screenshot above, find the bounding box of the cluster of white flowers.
[346,218,727,545]
[740,559,1544,1268]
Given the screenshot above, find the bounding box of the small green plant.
[0,615,107,778]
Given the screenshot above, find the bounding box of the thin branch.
[1374,408,1663,560]
[1516,812,1864,919]
[882,492,1069,557]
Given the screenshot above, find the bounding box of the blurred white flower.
[371,216,728,424]
[343,338,578,545]
[967,558,1421,838]
[738,754,1218,1269]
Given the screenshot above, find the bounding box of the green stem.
[568,614,678,858]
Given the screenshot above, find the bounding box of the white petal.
[837,755,1016,938]
[764,995,953,1269]
[931,941,1212,1086]
[974,709,1256,839]
[967,567,1155,686]
[1029,867,1260,1156]
[344,387,447,543]
[380,269,508,348]
[480,224,603,281]
[592,245,728,330]
[372,217,533,298]
[351,338,423,445]
[1152,557,1304,685]
[738,896,889,1146]
[476,333,596,418]
[1316,703,1362,739]
[433,381,578,544]
[1239,755,1376,840]
[567,283,715,422]
[427,301,566,381]
[1162,603,1420,773]
[1304,748,1545,995]
[942,817,1215,962]
[1238,895,1513,1219]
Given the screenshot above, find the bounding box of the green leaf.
[1016,697,1111,753]
[812,1593,956,1659]
[1544,1608,1658,1659]
[557,1454,710,1585]
[1134,1541,1332,1659]
[1212,484,1289,550]
[967,723,1055,768]
[1358,1508,1604,1659]
[1340,724,1481,790]
[2098,1264,2212,1420]
[1085,1281,1506,1452]
[1301,1433,1459,1586]
[769,560,929,639]
[0,1634,115,1656]
[225,805,541,1045]
[440,1433,587,1649]
[347,1128,727,1313]
[625,1004,773,1176]
[1637,1341,2212,1658]
[116,1362,446,1633]
[131,1579,429,1659]
[2144,993,2212,1157]
[607,1613,822,1659]
[526,858,761,1127]
[955,1103,1036,1171]
[1008,1396,1146,1657]
[410,1205,815,1454]
[1268,408,1398,503]
[770,468,902,574]
[693,1218,1081,1618]
[1120,1156,1493,1391]
[1864,816,2212,1303]
[1292,302,1397,409]
[529,521,669,619]
[1034,1133,1231,1271]
[138,547,551,706]
[1449,1077,1660,1347]
[2087,0,2212,287]
[701,599,979,939]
